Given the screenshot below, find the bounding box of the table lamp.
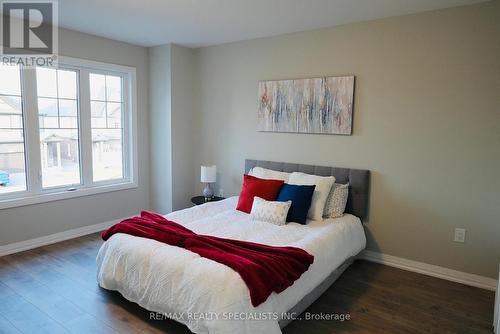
[201,165,216,200]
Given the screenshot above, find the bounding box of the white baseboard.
[2,224,497,293]
[361,250,497,291]
[0,218,124,256]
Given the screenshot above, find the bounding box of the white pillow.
[288,172,335,221]
[324,183,349,218]
[249,167,290,182]
[250,197,292,226]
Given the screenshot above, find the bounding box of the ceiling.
[21,0,492,47]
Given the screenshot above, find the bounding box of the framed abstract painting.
[258,75,355,135]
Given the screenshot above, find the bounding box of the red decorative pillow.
[236,175,284,213]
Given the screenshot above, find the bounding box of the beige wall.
[149,44,196,213]
[149,44,173,214]
[0,27,150,245]
[193,1,500,278]
[171,45,197,211]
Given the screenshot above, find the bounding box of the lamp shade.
[201,165,216,183]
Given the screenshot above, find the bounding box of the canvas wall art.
[258,76,355,135]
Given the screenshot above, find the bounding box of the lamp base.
[203,183,214,200]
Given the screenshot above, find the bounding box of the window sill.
[0,181,138,210]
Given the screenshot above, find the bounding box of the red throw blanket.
[101,211,314,306]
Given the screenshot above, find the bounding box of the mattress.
[96,197,366,334]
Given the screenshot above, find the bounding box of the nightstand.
[191,196,225,206]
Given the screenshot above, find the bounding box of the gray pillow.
[323,183,349,218]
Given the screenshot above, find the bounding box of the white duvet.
[96,197,366,334]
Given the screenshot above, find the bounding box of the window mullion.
[21,67,42,194]
[79,69,93,187]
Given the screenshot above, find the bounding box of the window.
[0,64,27,194]
[0,57,137,209]
[90,73,123,182]
[37,67,81,188]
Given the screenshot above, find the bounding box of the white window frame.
[0,56,138,209]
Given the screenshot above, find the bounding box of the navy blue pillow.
[276,184,316,224]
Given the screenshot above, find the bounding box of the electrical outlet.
[454,228,466,243]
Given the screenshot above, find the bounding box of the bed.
[97,159,370,334]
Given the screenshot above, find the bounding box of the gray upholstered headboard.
[245,159,370,221]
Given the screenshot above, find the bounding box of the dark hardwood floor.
[0,233,495,334]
